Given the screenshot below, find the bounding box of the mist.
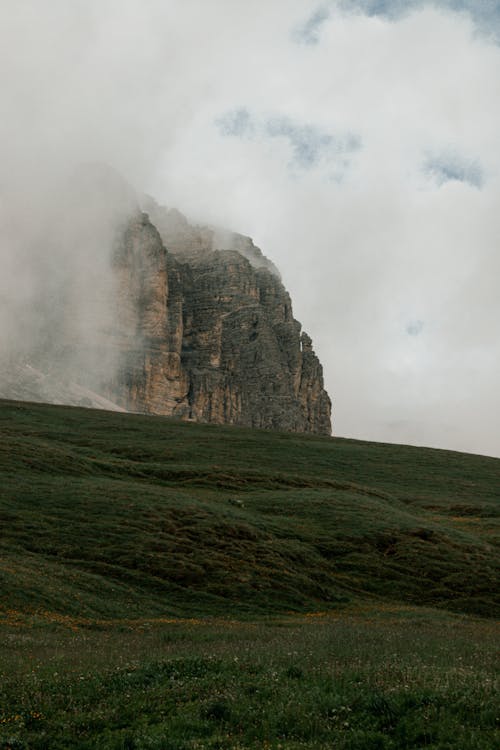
[0,161,136,401]
[1,1,499,457]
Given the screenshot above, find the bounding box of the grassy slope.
[0,399,498,619]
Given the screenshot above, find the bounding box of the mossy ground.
[0,400,498,748]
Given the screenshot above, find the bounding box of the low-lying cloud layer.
[1,1,499,456]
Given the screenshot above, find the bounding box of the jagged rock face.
[109,210,332,435]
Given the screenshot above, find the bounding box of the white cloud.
[1,1,499,456]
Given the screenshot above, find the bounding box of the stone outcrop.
[109,208,332,434]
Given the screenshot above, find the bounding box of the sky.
[1,0,499,457]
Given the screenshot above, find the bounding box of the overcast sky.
[1,1,499,457]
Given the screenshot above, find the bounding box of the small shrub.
[201,700,231,723]
[285,665,304,679]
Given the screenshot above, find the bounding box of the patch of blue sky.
[216,109,361,174]
[424,152,484,189]
[406,319,424,336]
[215,107,255,138]
[294,1,500,44]
[264,116,360,169]
[293,5,331,45]
[338,0,418,20]
[341,0,500,21]
[447,0,500,43]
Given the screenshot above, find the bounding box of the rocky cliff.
[0,168,332,434]
[107,208,331,434]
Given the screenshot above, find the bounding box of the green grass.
[0,399,499,748]
[0,399,498,619]
[0,608,498,749]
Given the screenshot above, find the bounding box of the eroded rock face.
[109,209,332,435]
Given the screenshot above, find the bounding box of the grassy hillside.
[1,399,498,620]
[1,400,499,749]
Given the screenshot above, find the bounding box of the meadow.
[0,400,498,748]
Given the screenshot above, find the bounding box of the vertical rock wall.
[110,209,332,435]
